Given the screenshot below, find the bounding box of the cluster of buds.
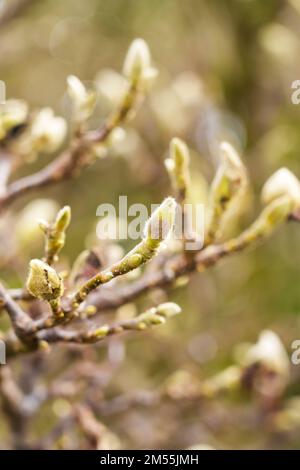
[89,302,181,341]
[25,205,71,318]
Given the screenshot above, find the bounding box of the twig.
[0,282,36,342]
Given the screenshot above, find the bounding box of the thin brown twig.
[0,282,36,342]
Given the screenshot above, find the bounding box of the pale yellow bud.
[0,99,28,139]
[261,167,300,208]
[123,38,151,80]
[206,142,247,242]
[67,75,96,122]
[156,302,181,318]
[144,197,177,245]
[211,142,246,197]
[165,138,190,196]
[220,141,244,176]
[67,75,87,103]
[27,259,64,301]
[243,330,290,379]
[54,205,71,232]
[31,108,67,154]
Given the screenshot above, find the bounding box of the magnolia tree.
[0,38,300,449]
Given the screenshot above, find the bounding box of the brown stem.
[0,282,37,342]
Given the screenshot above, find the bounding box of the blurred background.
[1,0,300,450]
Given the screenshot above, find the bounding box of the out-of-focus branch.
[85,199,296,313]
[0,365,28,448]
[0,282,36,342]
[74,404,116,450]
[0,79,143,213]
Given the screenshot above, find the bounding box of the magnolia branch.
[0,81,140,213]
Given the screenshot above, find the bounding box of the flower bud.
[261,167,300,208]
[156,302,181,318]
[0,99,28,140]
[54,205,71,232]
[31,108,67,154]
[43,205,71,264]
[211,142,246,203]
[143,197,177,247]
[206,142,247,243]
[165,138,190,197]
[123,38,151,81]
[67,75,87,104]
[123,38,157,88]
[243,330,290,379]
[26,259,64,301]
[137,302,181,327]
[67,75,96,122]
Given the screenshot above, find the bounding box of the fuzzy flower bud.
[54,205,71,232]
[30,108,67,154]
[143,197,177,248]
[26,259,64,301]
[42,205,71,265]
[123,38,157,87]
[206,142,247,243]
[156,302,182,318]
[73,198,176,306]
[0,99,28,140]
[165,138,190,199]
[210,142,246,206]
[137,302,181,327]
[261,167,300,208]
[67,75,96,122]
[123,39,150,79]
[243,330,290,379]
